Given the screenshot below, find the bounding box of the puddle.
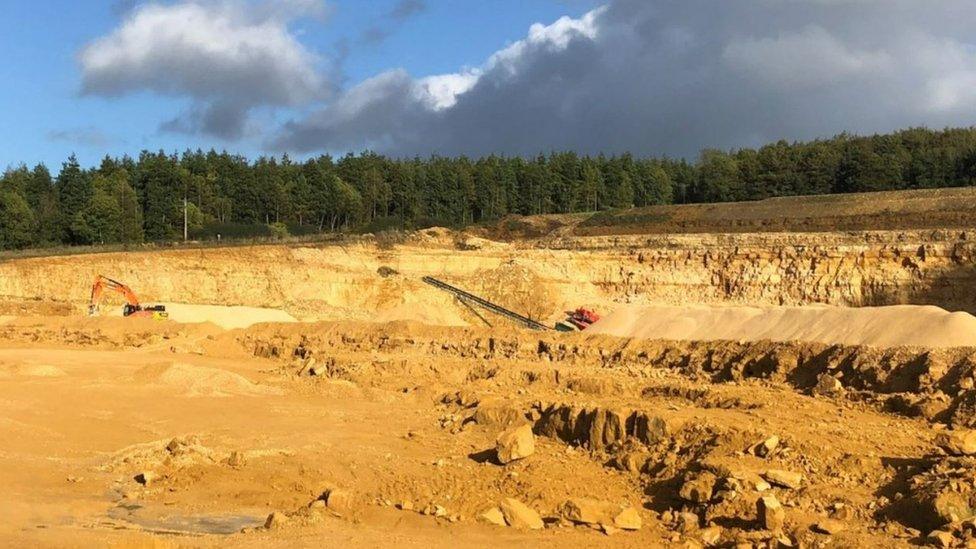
[106,503,265,535]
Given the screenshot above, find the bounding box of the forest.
[2,126,976,250]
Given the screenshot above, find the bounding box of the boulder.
[560,498,616,525]
[700,525,723,546]
[813,374,844,397]
[753,436,780,458]
[322,487,357,513]
[757,495,785,532]
[134,471,157,487]
[480,507,507,526]
[614,507,642,530]
[496,424,536,464]
[812,518,846,535]
[764,469,804,490]
[680,472,718,503]
[677,511,700,532]
[927,529,955,548]
[937,429,976,456]
[499,498,544,530]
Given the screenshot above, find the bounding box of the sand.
[133,362,282,398]
[158,303,297,330]
[587,303,976,348]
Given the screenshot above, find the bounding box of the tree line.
[2,126,976,250]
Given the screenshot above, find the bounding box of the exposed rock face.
[534,404,670,450]
[2,228,976,319]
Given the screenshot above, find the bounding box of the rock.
[680,472,718,503]
[613,451,649,474]
[677,511,700,532]
[499,498,544,530]
[937,430,976,456]
[397,500,414,512]
[927,530,955,548]
[307,499,326,511]
[755,480,772,492]
[758,495,785,532]
[134,471,157,487]
[560,498,617,525]
[226,451,247,468]
[754,436,780,458]
[480,507,507,526]
[322,488,357,513]
[496,424,536,464]
[474,401,526,428]
[813,373,844,397]
[700,525,723,546]
[264,511,289,529]
[774,534,795,548]
[764,469,804,490]
[812,518,846,535]
[613,507,642,530]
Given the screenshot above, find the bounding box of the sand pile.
[159,304,297,330]
[0,363,66,378]
[134,362,281,398]
[587,304,976,348]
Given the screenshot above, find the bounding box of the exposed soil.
[4,198,976,547]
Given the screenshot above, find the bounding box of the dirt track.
[4,220,976,547]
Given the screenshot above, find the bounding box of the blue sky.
[3,0,976,171]
[0,0,599,169]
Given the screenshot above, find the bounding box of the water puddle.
[105,503,265,535]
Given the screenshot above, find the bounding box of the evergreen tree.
[57,154,93,243]
[0,190,36,249]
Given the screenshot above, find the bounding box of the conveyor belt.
[422,276,550,331]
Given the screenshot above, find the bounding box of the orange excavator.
[88,275,168,320]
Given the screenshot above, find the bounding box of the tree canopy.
[3,127,976,250]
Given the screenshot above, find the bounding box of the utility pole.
[183,197,188,242]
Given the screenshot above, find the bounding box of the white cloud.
[79,0,327,139]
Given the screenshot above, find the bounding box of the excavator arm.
[89,275,165,318]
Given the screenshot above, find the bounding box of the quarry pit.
[5,192,976,547]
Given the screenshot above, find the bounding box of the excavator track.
[422,276,550,331]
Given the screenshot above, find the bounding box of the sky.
[3,0,976,170]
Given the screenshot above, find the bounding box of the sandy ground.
[159,303,298,329]
[589,303,976,348]
[4,226,976,547]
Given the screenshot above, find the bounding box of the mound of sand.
[0,363,66,378]
[374,302,469,326]
[588,304,976,349]
[134,362,281,398]
[159,304,297,330]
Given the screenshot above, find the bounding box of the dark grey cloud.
[390,0,426,21]
[79,0,328,140]
[272,0,976,158]
[47,127,113,148]
[358,0,427,45]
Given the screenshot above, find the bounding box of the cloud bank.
[80,0,976,157]
[272,0,976,157]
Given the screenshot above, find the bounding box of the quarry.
[5,188,976,547]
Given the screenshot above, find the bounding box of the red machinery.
[89,275,168,319]
[556,308,601,331]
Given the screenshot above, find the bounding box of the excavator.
[88,275,168,320]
